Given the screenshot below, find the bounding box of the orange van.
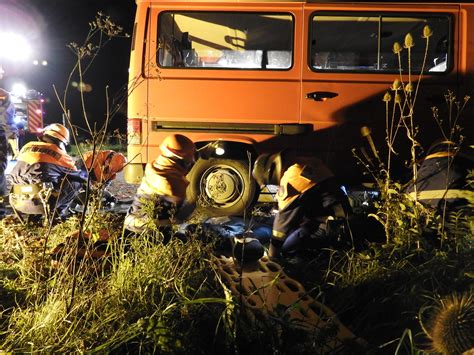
[126,0,474,215]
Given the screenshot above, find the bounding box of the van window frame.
[156,10,295,71]
[308,11,454,75]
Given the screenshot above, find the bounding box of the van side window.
[310,13,451,73]
[158,12,293,69]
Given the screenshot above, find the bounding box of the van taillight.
[127,119,141,144]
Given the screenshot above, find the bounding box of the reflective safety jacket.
[82,150,126,184]
[124,155,192,233]
[272,155,348,241]
[137,155,189,204]
[276,156,334,210]
[10,141,86,188]
[406,144,474,211]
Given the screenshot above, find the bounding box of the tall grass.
[0,216,231,353]
[340,24,473,352]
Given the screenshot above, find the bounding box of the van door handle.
[306,91,338,101]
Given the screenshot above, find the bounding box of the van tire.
[187,158,257,216]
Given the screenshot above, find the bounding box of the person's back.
[406,140,474,213]
[11,140,79,186]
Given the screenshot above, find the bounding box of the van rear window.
[158,12,293,70]
[310,13,451,73]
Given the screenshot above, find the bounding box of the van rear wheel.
[187,158,257,216]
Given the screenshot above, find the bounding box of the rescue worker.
[124,134,197,234]
[252,150,352,259]
[83,150,127,186]
[406,140,474,213]
[9,123,87,220]
[0,89,16,218]
[76,150,127,206]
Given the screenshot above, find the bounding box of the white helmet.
[42,123,70,145]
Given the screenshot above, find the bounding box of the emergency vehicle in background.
[126,0,474,216]
[9,90,44,157]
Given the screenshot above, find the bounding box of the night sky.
[0,0,136,133]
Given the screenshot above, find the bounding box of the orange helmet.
[252,152,284,186]
[159,134,196,163]
[42,123,70,145]
[84,150,127,183]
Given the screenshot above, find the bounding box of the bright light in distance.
[11,83,27,97]
[41,60,47,66]
[13,115,24,124]
[10,95,21,104]
[215,147,225,156]
[32,59,39,65]
[0,33,31,61]
[35,109,42,114]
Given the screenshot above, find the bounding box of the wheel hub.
[204,167,242,206]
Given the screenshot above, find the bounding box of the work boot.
[232,236,264,264]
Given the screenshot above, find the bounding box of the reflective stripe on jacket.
[408,189,474,205]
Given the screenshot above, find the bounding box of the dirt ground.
[106,172,137,203]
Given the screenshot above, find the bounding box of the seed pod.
[395,93,402,104]
[392,79,402,91]
[404,33,414,49]
[405,82,414,93]
[428,294,474,354]
[383,91,392,102]
[393,42,402,54]
[422,25,433,39]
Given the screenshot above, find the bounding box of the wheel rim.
[200,164,245,209]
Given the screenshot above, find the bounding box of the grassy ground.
[0,201,472,353]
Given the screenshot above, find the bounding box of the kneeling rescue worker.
[124,134,197,234]
[252,149,352,259]
[406,140,474,213]
[9,123,87,219]
[76,149,127,206]
[83,150,127,186]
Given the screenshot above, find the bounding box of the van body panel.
[127,0,474,187]
[133,3,306,161]
[297,3,461,168]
